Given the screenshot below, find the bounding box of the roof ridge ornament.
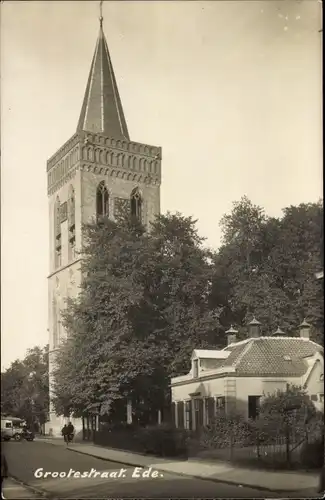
[99,1,104,29]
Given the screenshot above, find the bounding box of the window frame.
[184,400,192,430]
[130,188,142,221]
[96,181,109,219]
[215,396,225,412]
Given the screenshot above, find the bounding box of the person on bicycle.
[61,424,69,444]
[66,422,75,442]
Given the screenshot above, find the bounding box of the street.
[2,440,316,498]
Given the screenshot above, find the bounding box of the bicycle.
[64,433,74,447]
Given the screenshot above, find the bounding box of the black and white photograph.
[1,0,323,498]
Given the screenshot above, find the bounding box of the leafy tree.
[219,195,268,267]
[265,202,323,338]
[52,212,225,419]
[255,384,322,442]
[1,346,49,428]
[52,197,323,422]
[216,197,323,342]
[213,197,274,334]
[259,384,315,418]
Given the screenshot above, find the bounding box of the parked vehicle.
[1,417,26,441]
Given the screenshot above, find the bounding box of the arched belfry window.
[54,196,61,268]
[130,187,142,221]
[96,181,109,220]
[68,186,76,261]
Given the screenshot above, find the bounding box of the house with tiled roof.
[170,319,324,431]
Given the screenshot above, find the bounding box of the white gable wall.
[304,359,324,411]
[172,374,308,419]
[171,349,324,424]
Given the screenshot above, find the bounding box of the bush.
[100,421,137,432]
[305,411,324,438]
[94,423,143,453]
[300,438,324,468]
[199,412,255,450]
[135,423,191,458]
[252,385,323,446]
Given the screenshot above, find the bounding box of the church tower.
[45,12,162,436]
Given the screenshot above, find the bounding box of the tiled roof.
[192,337,323,378]
[221,337,323,377]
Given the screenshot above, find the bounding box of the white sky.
[0,0,322,369]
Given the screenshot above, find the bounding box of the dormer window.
[193,359,199,378]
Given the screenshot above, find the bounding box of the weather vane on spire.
[99,1,103,28]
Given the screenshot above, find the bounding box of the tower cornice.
[47,131,162,171]
[47,133,80,171]
[47,133,162,196]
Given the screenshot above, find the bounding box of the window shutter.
[171,402,176,426]
[198,399,204,428]
[177,401,184,429]
[188,401,193,430]
[207,397,215,423]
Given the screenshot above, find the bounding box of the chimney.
[272,326,285,336]
[226,325,238,346]
[248,317,261,338]
[299,319,311,339]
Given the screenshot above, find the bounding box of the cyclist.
[61,424,69,445]
[66,422,75,443]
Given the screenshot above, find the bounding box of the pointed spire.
[77,3,130,140]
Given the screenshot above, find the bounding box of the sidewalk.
[36,437,320,493]
[2,477,42,499]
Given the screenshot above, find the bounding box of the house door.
[248,395,261,419]
[194,399,203,431]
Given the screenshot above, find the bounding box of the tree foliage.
[259,384,315,418]
[1,346,49,427]
[216,197,323,341]
[52,196,323,420]
[256,384,323,441]
[52,212,223,418]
